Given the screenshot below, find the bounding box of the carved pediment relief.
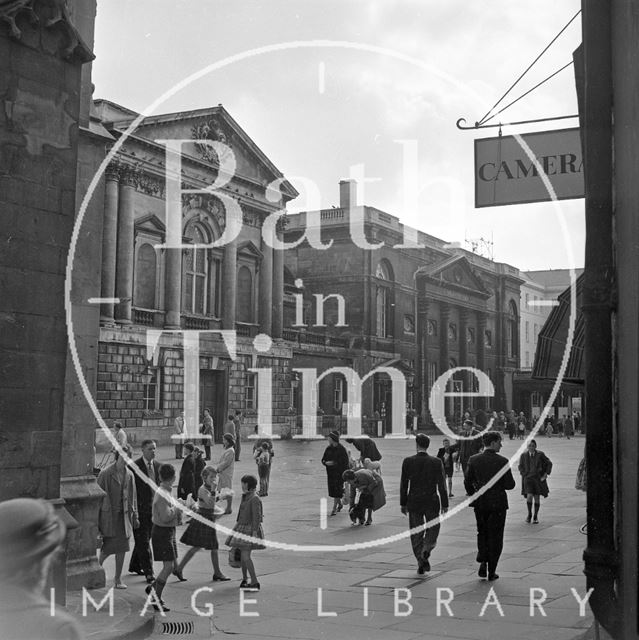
[182,193,226,233]
[191,117,234,164]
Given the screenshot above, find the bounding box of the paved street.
[90,434,590,640]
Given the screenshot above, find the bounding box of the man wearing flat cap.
[400,434,449,575]
[0,498,83,639]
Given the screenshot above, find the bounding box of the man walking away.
[400,434,449,575]
[464,432,515,581]
[129,440,161,583]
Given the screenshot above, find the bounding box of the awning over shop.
[532,273,584,383]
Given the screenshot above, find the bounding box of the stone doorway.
[200,369,227,443]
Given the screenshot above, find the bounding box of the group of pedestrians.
[397,428,554,581]
[316,418,555,584]
[95,412,269,613]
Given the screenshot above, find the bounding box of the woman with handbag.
[96,444,139,590]
[225,474,265,591]
[175,466,230,582]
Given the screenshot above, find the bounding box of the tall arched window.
[507,300,518,359]
[134,243,157,309]
[237,266,253,323]
[375,260,393,338]
[183,224,209,315]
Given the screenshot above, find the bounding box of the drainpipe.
[580,1,620,637]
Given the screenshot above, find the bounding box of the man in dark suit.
[464,431,516,581]
[128,439,161,583]
[400,433,449,574]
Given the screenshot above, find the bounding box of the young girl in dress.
[225,474,265,591]
[147,464,180,612]
[175,466,230,582]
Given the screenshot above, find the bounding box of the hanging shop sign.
[474,127,584,207]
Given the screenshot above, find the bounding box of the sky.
[92,0,584,272]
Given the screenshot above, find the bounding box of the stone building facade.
[283,181,523,431]
[93,101,298,444]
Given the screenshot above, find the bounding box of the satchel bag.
[228,547,242,568]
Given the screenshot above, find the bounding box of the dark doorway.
[374,375,393,435]
[200,370,227,443]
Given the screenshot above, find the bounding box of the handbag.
[228,547,241,568]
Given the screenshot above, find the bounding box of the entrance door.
[200,370,228,444]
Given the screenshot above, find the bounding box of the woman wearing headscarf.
[321,430,350,516]
[214,433,236,514]
[97,444,139,589]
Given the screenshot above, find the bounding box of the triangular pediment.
[237,240,263,260]
[135,214,165,234]
[106,104,298,201]
[417,255,490,297]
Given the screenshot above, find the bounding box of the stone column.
[222,239,237,330]
[259,227,273,335]
[114,167,136,324]
[459,307,469,396]
[439,303,450,375]
[477,310,487,372]
[459,308,469,367]
[164,246,182,329]
[272,237,284,339]
[417,298,429,423]
[477,310,487,410]
[100,162,119,324]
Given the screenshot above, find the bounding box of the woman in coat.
[97,444,139,589]
[214,433,235,514]
[321,430,350,516]
[518,439,552,524]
